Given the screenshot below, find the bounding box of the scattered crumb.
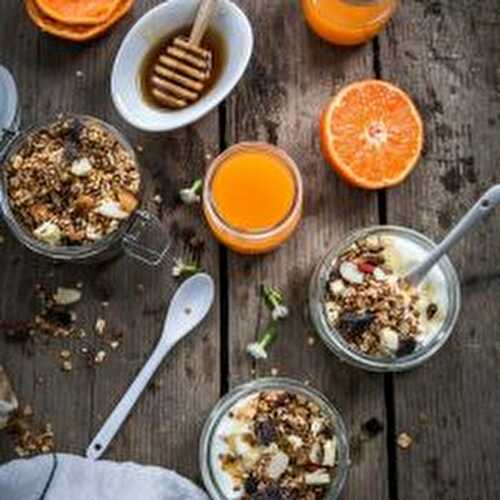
[136,144,144,153]
[307,336,315,346]
[9,415,55,457]
[75,281,83,289]
[59,350,72,360]
[75,70,84,78]
[110,340,120,350]
[304,380,311,386]
[271,367,279,377]
[153,194,163,204]
[95,317,106,336]
[101,301,109,308]
[94,350,107,364]
[137,283,145,294]
[61,360,72,372]
[397,432,413,450]
[205,153,213,161]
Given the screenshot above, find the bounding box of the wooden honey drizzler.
[150,0,217,109]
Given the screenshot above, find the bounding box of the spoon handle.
[86,339,175,460]
[405,185,500,286]
[189,0,217,47]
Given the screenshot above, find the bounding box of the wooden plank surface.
[379,1,500,499]
[225,1,389,498]
[0,0,221,478]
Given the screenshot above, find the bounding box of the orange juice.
[302,0,398,45]
[203,143,303,254]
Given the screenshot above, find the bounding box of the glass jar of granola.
[200,377,350,500]
[0,114,169,265]
[309,226,461,372]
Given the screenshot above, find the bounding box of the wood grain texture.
[0,0,221,478]
[379,1,500,499]
[225,1,388,498]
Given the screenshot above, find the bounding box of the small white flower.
[246,342,268,360]
[272,304,289,320]
[179,178,203,205]
[171,258,185,278]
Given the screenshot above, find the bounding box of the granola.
[323,233,446,357]
[216,390,339,499]
[5,117,140,246]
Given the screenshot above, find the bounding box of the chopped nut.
[61,360,72,372]
[95,317,106,336]
[70,157,93,177]
[95,200,129,220]
[397,432,413,449]
[94,350,107,364]
[379,327,400,353]
[305,469,331,486]
[53,287,82,306]
[266,450,289,479]
[118,190,139,213]
[33,222,62,246]
[323,437,337,466]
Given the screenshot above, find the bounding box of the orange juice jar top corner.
[302,0,399,46]
[203,143,303,254]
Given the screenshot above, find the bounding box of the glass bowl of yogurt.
[199,378,350,499]
[309,226,461,372]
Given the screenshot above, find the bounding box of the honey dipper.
[151,0,217,109]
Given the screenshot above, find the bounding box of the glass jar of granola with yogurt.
[200,378,350,500]
[309,226,461,371]
[0,114,169,265]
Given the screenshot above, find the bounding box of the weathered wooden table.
[1,1,500,498]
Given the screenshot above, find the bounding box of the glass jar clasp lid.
[0,65,20,156]
[122,210,171,266]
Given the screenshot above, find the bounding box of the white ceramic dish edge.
[111,0,253,132]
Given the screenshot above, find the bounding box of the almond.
[74,195,94,213]
[118,190,138,213]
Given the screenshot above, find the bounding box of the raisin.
[426,303,438,320]
[244,475,259,495]
[255,419,278,446]
[397,338,417,357]
[338,312,375,338]
[362,417,384,438]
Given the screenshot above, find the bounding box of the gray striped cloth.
[0,454,209,500]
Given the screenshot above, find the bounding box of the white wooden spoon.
[404,185,500,287]
[86,273,215,460]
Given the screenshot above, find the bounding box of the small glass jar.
[301,0,399,46]
[203,143,303,254]
[0,114,169,265]
[309,226,461,372]
[199,377,350,500]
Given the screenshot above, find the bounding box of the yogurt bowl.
[200,378,350,499]
[111,0,253,132]
[309,226,461,372]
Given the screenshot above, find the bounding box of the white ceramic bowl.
[111,0,253,132]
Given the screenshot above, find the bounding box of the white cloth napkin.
[0,453,209,500]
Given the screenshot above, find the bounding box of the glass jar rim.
[309,225,462,372]
[0,113,141,261]
[199,377,350,500]
[203,142,303,242]
[306,0,399,30]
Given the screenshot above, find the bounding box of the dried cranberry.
[358,262,376,274]
[396,338,417,357]
[255,419,278,446]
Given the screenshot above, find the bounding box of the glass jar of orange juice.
[302,0,399,46]
[203,143,303,254]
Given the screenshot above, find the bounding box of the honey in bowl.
[302,0,398,46]
[140,27,226,110]
[203,143,303,254]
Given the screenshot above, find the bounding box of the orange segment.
[320,80,423,189]
[25,0,133,42]
[34,0,121,26]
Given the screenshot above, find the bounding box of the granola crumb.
[61,360,72,372]
[95,317,106,336]
[308,336,315,346]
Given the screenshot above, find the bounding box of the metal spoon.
[86,273,215,460]
[404,185,500,287]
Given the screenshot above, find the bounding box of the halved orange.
[25,0,133,42]
[35,0,121,26]
[320,80,424,190]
